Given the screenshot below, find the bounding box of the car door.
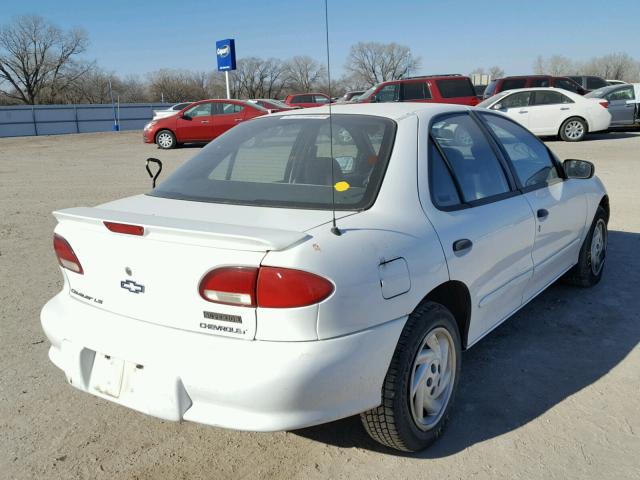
[208,102,246,140]
[606,86,635,126]
[421,112,536,345]
[492,91,533,128]
[400,81,431,103]
[176,102,213,141]
[479,112,587,302]
[527,90,574,135]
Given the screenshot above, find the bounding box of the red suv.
[483,75,587,99]
[143,99,267,149]
[283,93,331,108]
[355,75,479,106]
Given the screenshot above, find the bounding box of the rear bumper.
[41,292,405,431]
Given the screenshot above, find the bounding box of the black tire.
[155,129,176,149]
[564,206,608,287]
[559,117,587,142]
[361,301,462,452]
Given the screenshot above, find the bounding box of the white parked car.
[41,103,609,452]
[478,87,611,141]
[152,102,193,120]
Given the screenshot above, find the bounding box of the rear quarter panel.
[261,115,450,340]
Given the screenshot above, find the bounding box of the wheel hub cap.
[409,327,456,431]
[565,121,584,140]
[158,133,172,147]
[590,219,607,275]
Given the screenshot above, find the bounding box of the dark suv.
[567,75,609,92]
[483,76,587,99]
[355,74,479,106]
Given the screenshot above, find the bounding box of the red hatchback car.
[283,93,331,108]
[143,99,268,149]
[355,75,480,106]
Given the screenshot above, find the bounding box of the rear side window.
[402,82,431,100]
[430,114,510,203]
[216,103,243,114]
[428,142,460,207]
[314,95,330,104]
[587,77,607,90]
[292,95,313,104]
[481,113,560,189]
[532,91,570,105]
[501,78,527,90]
[531,78,550,87]
[436,78,475,98]
[555,78,580,93]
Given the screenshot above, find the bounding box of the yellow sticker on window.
[334,181,350,192]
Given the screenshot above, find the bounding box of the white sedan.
[152,102,193,120]
[41,103,609,452]
[478,87,611,141]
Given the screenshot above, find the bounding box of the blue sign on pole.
[216,39,236,71]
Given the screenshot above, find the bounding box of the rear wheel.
[156,130,176,149]
[559,117,587,142]
[361,301,461,452]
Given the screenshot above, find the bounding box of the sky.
[3,0,640,79]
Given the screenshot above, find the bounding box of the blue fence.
[0,103,170,138]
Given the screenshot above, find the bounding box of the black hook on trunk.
[145,158,163,188]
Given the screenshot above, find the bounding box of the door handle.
[200,120,209,124]
[453,239,473,253]
[537,208,549,219]
[234,118,243,122]
[518,110,528,114]
[560,107,570,110]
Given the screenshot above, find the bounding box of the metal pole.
[225,71,231,99]
[108,79,119,131]
[32,106,38,136]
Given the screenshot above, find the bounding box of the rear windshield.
[436,78,475,98]
[150,114,397,210]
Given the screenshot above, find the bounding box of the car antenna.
[324,0,341,236]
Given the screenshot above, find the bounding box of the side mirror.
[181,113,192,120]
[563,159,594,179]
[371,94,378,103]
[492,103,504,110]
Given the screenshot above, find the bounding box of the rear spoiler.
[53,207,310,252]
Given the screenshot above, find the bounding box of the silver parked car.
[586,84,640,127]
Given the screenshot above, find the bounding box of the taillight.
[198,266,334,308]
[599,100,609,108]
[53,234,84,274]
[257,267,334,308]
[104,221,145,236]
[199,267,258,307]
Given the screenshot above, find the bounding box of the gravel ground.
[1,130,639,480]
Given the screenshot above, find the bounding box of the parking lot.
[1,130,639,479]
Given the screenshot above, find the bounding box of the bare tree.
[147,69,208,102]
[234,57,286,98]
[284,55,327,92]
[344,42,420,87]
[532,54,574,76]
[488,66,505,79]
[0,15,90,104]
[581,52,639,81]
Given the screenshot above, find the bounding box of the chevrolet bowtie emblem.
[120,279,145,294]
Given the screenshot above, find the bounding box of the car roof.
[494,87,583,98]
[268,102,469,121]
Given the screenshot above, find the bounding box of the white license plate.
[90,354,125,398]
